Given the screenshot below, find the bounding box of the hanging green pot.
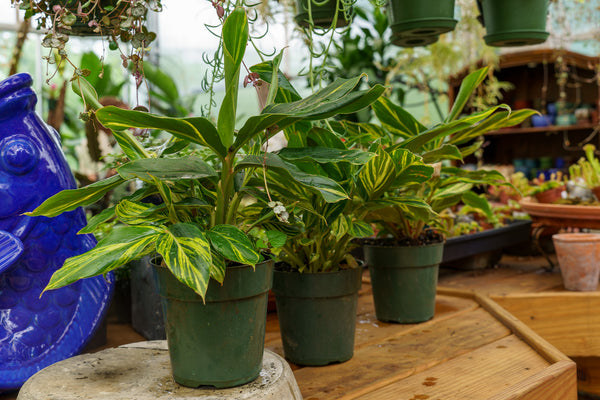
[387,0,457,47]
[365,240,443,323]
[295,0,352,29]
[153,258,274,388]
[272,266,362,366]
[479,0,550,47]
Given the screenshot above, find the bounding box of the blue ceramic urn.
[0,73,113,391]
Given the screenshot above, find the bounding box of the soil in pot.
[272,265,362,366]
[553,233,600,291]
[153,258,274,388]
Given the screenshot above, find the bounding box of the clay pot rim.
[552,233,600,243]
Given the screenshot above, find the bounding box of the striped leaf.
[207,225,260,266]
[348,219,373,238]
[117,155,217,182]
[372,96,427,138]
[26,174,126,218]
[237,153,349,203]
[389,149,434,186]
[233,77,385,153]
[422,144,463,164]
[446,67,489,122]
[357,150,396,201]
[115,199,169,225]
[210,251,226,283]
[278,146,374,165]
[44,226,160,292]
[157,223,212,299]
[96,106,227,159]
[462,191,494,220]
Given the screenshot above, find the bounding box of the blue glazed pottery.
[0,73,113,391]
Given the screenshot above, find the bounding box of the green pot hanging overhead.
[295,0,352,28]
[479,0,550,47]
[387,0,457,47]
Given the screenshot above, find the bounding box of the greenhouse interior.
[1,0,600,399]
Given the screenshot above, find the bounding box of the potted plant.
[529,171,565,203]
[13,0,159,86]
[477,0,550,47]
[354,67,537,323]
[27,7,384,388]
[387,0,457,47]
[253,124,433,365]
[569,144,600,200]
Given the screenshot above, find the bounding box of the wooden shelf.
[263,270,577,400]
[486,123,598,136]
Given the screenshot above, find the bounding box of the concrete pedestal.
[18,341,302,400]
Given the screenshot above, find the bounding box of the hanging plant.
[12,0,161,86]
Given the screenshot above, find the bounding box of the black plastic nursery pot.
[387,0,457,47]
[152,258,274,388]
[365,241,443,324]
[479,0,550,47]
[272,266,362,366]
[295,0,352,28]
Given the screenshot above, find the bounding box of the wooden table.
[264,267,577,400]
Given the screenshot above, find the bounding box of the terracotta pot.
[553,233,600,291]
[592,186,600,201]
[534,186,564,203]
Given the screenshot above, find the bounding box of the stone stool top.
[18,341,302,400]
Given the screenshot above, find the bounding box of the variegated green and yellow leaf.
[348,219,373,238]
[357,149,396,201]
[44,226,160,292]
[156,223,213,299]
[115,199,169,225]
[389,148,434,186]
[27,174,127,218]
[207,225,260,266]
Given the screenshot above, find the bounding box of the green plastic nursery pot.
[365,241,443,323]
[295,0,351,28]
[153,258,274,388]
[387,0,456,47]
[479,0,550,47]
[272,266,362,366]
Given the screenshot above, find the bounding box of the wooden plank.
[355,335,564,400]
[293,307,511,400]
[492,292,600,357]
[438,267,563,296]
[488,360,577,400]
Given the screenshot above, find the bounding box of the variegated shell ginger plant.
[26,7,385,301]
[337,67,539,244]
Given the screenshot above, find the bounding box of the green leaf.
[250,59,302,103]
[432,182,473,200]
[448,109,538,145]
[96,106,227,159]
[79,206,116,234]
[207,225,260,265]
[266,230,287,248]
[421,144,463,164]
[278,146,374,165]
[26,174,126,218]
[217,7,248,148]
[389,148,434,186]
[71,77,103,110]
[44,226,160,292]
[446,66,489,122]
[157,223,213,299]
[110,128,152,161]
[372,96,427,138]
[462,191,494,220]
[348,219,373,238]
[115,199,169,225]
[116,155,217,182]
[357,149,396,201]
[237,153,349,203]
[233,77,385,153]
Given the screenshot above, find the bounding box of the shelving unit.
[449,49,600,169]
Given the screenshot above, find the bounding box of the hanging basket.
[387,0,457,47]
[478,0,550,47]
[295,0,352,29]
